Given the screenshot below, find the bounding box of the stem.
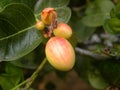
[24,58,47,90]
[11,79,29,90]
[11,58,47,90]
[75,47,110,60]
[35,13,41,18]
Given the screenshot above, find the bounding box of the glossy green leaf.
[108,18,120,33]
[0,4,43,61]
[113,3,120,19]
[82,13,108,27]
[88,69,109,90]
[10,51,37,69]
[34,0,70,13]
[82,0,114,27]
[69,18,96,42]
[85,0,114,15]
[56,7,71,23]
[0,0,37,9]
[10,44,46,69]
[103,3,120,34]
[93,60,120,87]
[103,18,120,34]
[0,63,23,90]
[103,19,114,34]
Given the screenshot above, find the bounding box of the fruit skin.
[41,7,57,25]
[36,21,45,30]
[53,22,72,39]
[45,37,75,71]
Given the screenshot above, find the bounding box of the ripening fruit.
[45,37,75,71]
[36,21,45,30]
[41,7,57,25]
[53,22,72,39]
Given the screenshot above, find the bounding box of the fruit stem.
[11,58,47,90]
[11,79,29,90]
[24,58,47,90]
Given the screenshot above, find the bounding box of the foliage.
[0,0,120,90]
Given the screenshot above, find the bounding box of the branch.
[11,58,47,90]
[24,58,47,90]
[11,79,30,90]
[75,47,110,60]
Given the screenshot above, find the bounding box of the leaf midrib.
[0,3,36,41]
[0,25,35,41]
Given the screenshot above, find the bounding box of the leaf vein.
[0,25,35,41]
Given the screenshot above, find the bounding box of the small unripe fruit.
[36,21,45,30]
[53,22,72,39]
[45,37,75,71]
[41,7,57,25]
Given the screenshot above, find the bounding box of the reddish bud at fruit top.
[41,7,57,25]
[36,21,45,30]
[45,37,75,71]
[53,22,72,39]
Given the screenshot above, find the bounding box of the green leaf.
[86,0,114,15]
[103,18,120,34]
[93,60,120,87]
[113,2,120,19]
[0,63,23,90]
[82,13,108,27]
[108,18,120,33]
[0,4,43,61]
[10,44,46,69]
[103,3,120,34]
[56,7,71,23]
[0,76,14,90]
[0,0,37,9]
[10,51,37,69]
[69,18,96,42]
[34,0,70,13]
[103,19,115,34]
[88,69,109,90]
[82,0,114,27]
